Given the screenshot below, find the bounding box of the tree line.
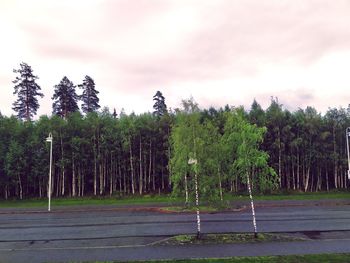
[0,63,349,200]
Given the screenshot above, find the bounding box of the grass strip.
[0,191,349,208]
[156,233,305,245]
[85,253,350,263]
[0,195,176,208]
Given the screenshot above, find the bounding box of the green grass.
[0,194,179,208]
[161,206,220,213]
[229,191,350,201]
[0,191,349,209]
[85,253,350,263]
[157,233,305,245]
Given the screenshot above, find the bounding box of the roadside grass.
[228,190,350,201]
[156,233,305,245]
[0,191,349,208]
[89,253,350,263]
[161,206,221,213]
[0,194,178,208]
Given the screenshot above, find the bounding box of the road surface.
[0,200,349,262]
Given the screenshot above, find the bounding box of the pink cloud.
[107,0,350,94]
[2,0,350,116]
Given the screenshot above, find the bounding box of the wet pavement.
[0,199,349,262]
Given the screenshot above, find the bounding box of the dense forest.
[0,63,349,200]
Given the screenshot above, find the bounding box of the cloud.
[105,0,350,95]
[253,88,316,111]
[1,0,350,117]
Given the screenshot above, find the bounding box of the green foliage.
[153,90,167,117]
[1,94,350,200]
[223,110,278,192]
[52,76,79,118]
[171,98,221,202]
[79,75,100,113]
[171,101,276,204]
[12,62,44,121]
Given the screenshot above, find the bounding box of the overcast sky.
[1,0,350,117]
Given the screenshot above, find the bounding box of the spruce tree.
[78,75,100,113]
[52,76,79,118]
[153,91,167,117]
[112,108,118,119]
[12,62,43,121]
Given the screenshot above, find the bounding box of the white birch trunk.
[247,172,258,238]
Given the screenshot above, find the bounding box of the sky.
[1,0,350,117]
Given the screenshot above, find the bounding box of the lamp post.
[188,158,201,239]
[346,127,350,180]
[46,133,53,212]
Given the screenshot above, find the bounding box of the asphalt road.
[0,200,350,262]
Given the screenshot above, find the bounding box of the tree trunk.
[194,165,201,239]
[56,167,60,197]
[4,185,8,200]
[143,151,147,192]
[304,166,310,192]
[167,127,172,189]
[139,136,143,195]
[117,160,121,193]
[297,151,300,190]
[99,160,103,195]
[326,163,329,191]
[78,164,81,197]
[72,155,76,197]
[110,153,113,196]
[82,166,85,197]
[60,133,65,196]
[184,173,189,204]
[94,149,97,195]
[123,162,126,194]
[161,163,165,190]
[333,125,338,189]
[38,179,42,198]
[152,155,156,192]
[129,138,135,195]
[278,128,282,188]
[247,171,258,238]
[218,166,223,202]
[287,161,291,190]
[148,139,152,191]
[18,173,23,200]
[292,161,296,190]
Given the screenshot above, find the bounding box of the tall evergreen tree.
[78,75,100,113]
[113,108,118,119]
[153,91,167,117]
[249,99,265,127]
[12,62,43,121]
[52,76,79,118]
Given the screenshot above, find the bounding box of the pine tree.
[113,108,118,119]
[52,76,79,118]
[249,99,265,127]
[153,91,167,117]
[12,62,43,121]
[78,75,100,113]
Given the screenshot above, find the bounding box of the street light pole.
[346,127,350,180]
[46,133,53,212]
